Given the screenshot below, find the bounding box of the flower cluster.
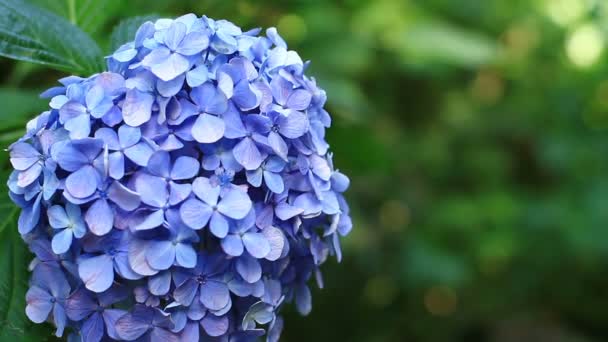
[7,13,352,342]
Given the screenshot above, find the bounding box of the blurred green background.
[3,0,608,341]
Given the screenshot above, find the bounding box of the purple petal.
[115,310,152,341]
[192,114,225,144]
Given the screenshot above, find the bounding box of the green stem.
[67,0,77,25]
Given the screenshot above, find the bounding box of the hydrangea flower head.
[8,13,352,341]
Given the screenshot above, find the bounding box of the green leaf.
[110,14,159,52]
[0,0,105,75]
[0,88,47,133]
[28,0,122,36]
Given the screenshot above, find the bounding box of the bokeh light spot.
[566,24,604,68]
[544,0,588,27]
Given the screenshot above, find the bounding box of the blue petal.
[278,110,309,139]
[122,89,154,127]
[175,243,197,268]
[107,181,141,211]
[85,199,114,236]
[192,177,220,206]
[180,198,212,229]
[135,173,168,208]
[151,52,190,82]
[264,170,284,194]
[146,240,175,270]
[209,211,229,238]
[66,165,100,199]
[171,156,199,180]
[146,151,171,178]
[233,137,263,170]
[81,312,105,342]
[79,254,114,293]
[177,31,209,55]
[268,131,288,161]
[163,22,187,51]
[200,280,230,311]
[25,286,53,323]
[220,234,244,256]
[201,314,229,337]
[242,232,271,259]
[236,255,262,283]
[51,228,73,254]
[191,114,225,144]
[47,205,69,229]
[217,189,252,220]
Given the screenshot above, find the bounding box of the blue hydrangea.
[8,13,352,342]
